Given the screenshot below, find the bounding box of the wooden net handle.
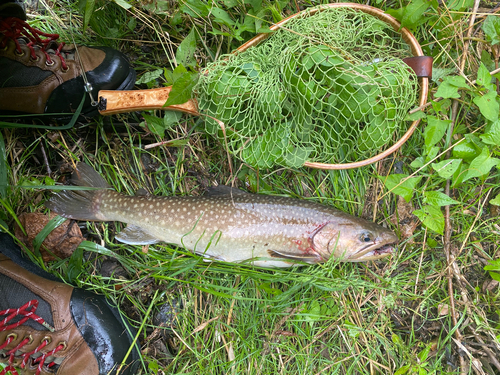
[98,86,200,116]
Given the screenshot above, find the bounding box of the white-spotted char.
[45,164,397,267]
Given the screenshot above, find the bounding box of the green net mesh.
[194,7,418,168]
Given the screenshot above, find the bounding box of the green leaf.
[222,0,239,7]
[280,147,313,168]
[424,191,460,206]
[0,132,6,198]
[172,64,188,81]
[142,113,166,137]
[463,147,500,182]
[211,7,235,26]
[406,110,427,121]
[176,27,198,68]
[431,159,462,179]
[417,343,432,362]
[391,334,403,345]
[394,364,411,375]
[413,205,444,235]
[257,282,282,295]
[476,62,495,91]
[241,126,285,169]
[480,120,500,145]
[481,50,496,71]
[67,242,84,283]
[427,237,438,248]
[379,174,422,202]
[434,75,469,99]
[164,71,198,107]
[491,194,500,206]
[424,116,450,152]
[82,0,96,32]
[113,0,132,9]
[484,259,500,271]
[135,69,164,85]
[163,111,183,131]
[401,0,431,29]
[490,271,500,282]
[180,0,210,17]
[452,138,480,162]
[482,15,500,45]
[447,0,474,10]
[473,90,499,122]
[451,161,469,187]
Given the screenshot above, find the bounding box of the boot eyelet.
[6,333,18,341]
[14,50,25,57]
[42,336,52,345]
[61,66,70,72]
[57,341,67,351]
[24,335,34,345]
[46,60,55,66]
[31,56,39,62]
[1,45,7,51]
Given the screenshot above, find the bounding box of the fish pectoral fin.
[204,185,249,196]
[115,225,161,245]
[267,250,321,264]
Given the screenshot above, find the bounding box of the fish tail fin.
[45,163,112,221]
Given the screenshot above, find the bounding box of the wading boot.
[0,1,135,121]
[0,233,140,375]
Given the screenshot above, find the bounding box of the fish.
[45,163,397,268]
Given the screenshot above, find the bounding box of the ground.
[1,0,500,374]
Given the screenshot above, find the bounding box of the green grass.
[2,0,500,374]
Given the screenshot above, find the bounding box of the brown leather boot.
[0,6,135,121]
[0,234,140,375]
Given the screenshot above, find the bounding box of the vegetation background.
[1,0,500,374]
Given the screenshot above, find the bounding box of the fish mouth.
[348,242,396,261]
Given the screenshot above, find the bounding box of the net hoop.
[235,3,428,170]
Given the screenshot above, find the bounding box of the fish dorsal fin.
[72,163,111,189]
[267,249,322,264]
[115,225,161,245]
[205,185,249,197]
[135,188,149,197]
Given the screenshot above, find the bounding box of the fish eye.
[360,233,372,243]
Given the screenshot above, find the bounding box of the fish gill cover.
[194,7,418,168]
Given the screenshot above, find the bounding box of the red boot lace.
[0,17,68,70]
[0,300,65,375]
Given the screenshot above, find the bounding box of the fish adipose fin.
[205,185,249,196]
[115,225,161,245]
[267,250,321,264]
[45,163,110,221]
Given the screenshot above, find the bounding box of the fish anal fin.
[267,249,321,264]
[205,185,249,197]
[115,225,161,245]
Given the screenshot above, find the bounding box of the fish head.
[312,219,398,262]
